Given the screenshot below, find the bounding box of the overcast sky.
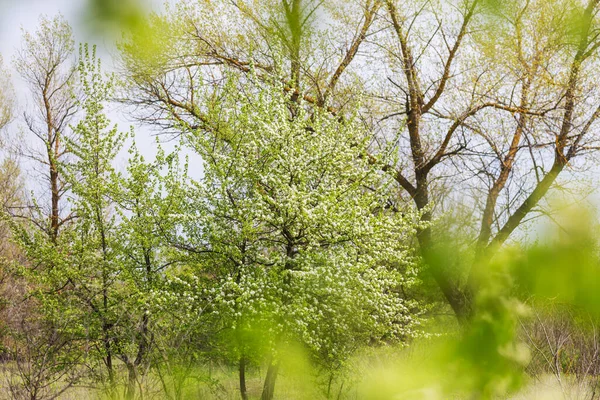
[0,0,169,70]
[0,0,181,177]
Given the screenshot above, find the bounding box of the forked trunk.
[125,362,137,400]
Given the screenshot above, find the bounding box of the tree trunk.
[104,329,114,385]
[411,171,475,324]
[417,225,474,324]
[239,356,248,400]
[125,362,137,400]
[260,361,279,400]
[327,373,334,399]
[49,166,59,242]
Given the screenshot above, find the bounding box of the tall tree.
[121,0,600,323]
[62,44,126,387]
[14,14,78,243]
[153,76,423,400]
[51,45,180,398]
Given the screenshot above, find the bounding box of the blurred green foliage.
[82,0,147,37]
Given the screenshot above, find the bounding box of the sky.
[0,0,166,74]
[0,0,172,172]
[0,0,165,61]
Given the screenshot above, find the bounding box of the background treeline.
[2,0,600,399]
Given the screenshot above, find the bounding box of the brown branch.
[485,0,600,254]
[422,0,479,113]
[424,101,545,172]
[323,0,381,103]
[476,82,531,255]
[386,0,423,111]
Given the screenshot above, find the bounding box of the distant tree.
[14,44,185,399]
[14,14,78,243]
[0,159,24,252]
[3,313,84,400]
[0,55,14,133]
[0,159,26,358]
[1,17,83,400]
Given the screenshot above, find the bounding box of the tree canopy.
[2,1,600,399]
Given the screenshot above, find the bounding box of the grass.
[1,340,598,400]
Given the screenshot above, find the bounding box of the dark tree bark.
[239,356,248,400]
[261,361,279,400]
